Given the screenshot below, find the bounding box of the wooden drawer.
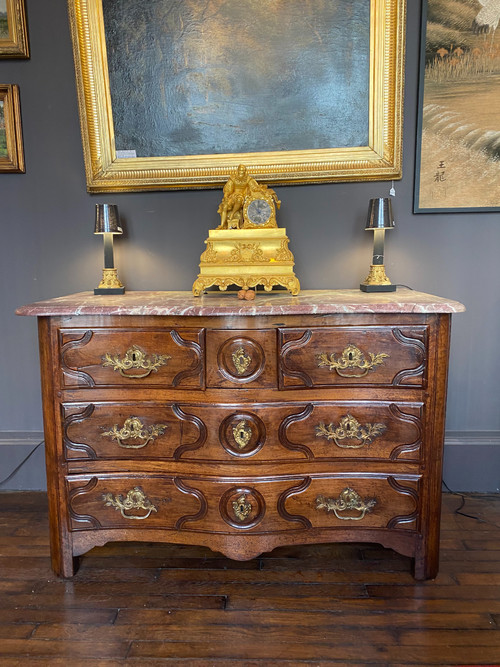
[59,328,204,389]
[206,329,277,388]
[63,400,423,463]
[279,326,428,388]
[67,474,419,534]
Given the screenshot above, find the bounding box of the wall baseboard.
[0,431,498,492]
[0,432,45,491]
[443,431,500,493]
[0,432,45,447]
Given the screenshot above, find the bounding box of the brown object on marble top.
[16,288,465,317]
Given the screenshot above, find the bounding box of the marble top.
[17,289,465,317]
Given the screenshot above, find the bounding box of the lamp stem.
[372,229,385,265]
[103,232,115,269]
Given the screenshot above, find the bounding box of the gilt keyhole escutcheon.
[220,487,265,529]
[219,412,266,457]
[217,337,265,384]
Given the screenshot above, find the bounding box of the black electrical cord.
[0,441,44,488]
[442,479,500,528]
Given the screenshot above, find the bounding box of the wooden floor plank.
[126,639,500,663]
[398,628,500,646]
[4,593,227,611]
[32,621,395,645]
[115,607,495,630]
[0,639,130,660]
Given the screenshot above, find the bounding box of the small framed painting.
[0,0,29,58]
[0,85,25,172]
[414,0,500,212]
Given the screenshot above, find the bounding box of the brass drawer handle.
[232,347,252,375]
[317,344,388,378]
[315,414,386,449]
[101,417,167,449]
[232,420,253,449]
[316,488,376,521]
[102,345,171,378]
[102,487,157,520]
[233,494,252,521]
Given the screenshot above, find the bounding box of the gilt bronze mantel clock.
[193,165,300,296]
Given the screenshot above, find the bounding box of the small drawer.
[67,475,203,531]
[282,401,423,462]
[279,326,428,388]
[285,475,420,531]
[206,329,277,388]
[60,328,204,389]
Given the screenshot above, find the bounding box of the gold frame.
[68,0,406,193]
[0,84,25,173]
[0,0,29,58]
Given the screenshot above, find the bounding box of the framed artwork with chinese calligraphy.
[414,0,500,213]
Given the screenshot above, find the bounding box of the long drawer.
[67,474,420,533]
[62,400,424,463]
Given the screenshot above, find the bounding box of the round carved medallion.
[219,486,266,529]
[219,412,266,458]
[217,337,265,384]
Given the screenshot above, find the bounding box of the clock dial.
[247,199,272,225]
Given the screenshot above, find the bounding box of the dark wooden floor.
[0,492,499,666]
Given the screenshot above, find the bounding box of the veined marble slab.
[17,289,465,317]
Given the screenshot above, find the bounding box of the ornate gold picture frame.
[68,0,406,193]
[0,84,25,173]
[0,0,29,59]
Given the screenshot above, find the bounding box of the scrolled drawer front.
[60,328,204,389]
[67,475,205,531]
[282,402,423,462]
[63,400,423,463]
[279,326,428,388]
[62,402,203,460]
[285,476,420,530]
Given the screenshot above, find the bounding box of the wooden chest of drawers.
[17,289,464,579]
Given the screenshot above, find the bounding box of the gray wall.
[0,0,498,491]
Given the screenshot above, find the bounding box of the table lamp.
[359,197,396,292]
[94,204,125,295]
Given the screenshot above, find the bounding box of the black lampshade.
[94,204,123,234]
[365,198,395,231]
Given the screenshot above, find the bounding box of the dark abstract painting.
[102,0,371,158]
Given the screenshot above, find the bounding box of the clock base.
[193,228,300,296]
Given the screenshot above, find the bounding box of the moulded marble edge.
[16,289,466,317]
